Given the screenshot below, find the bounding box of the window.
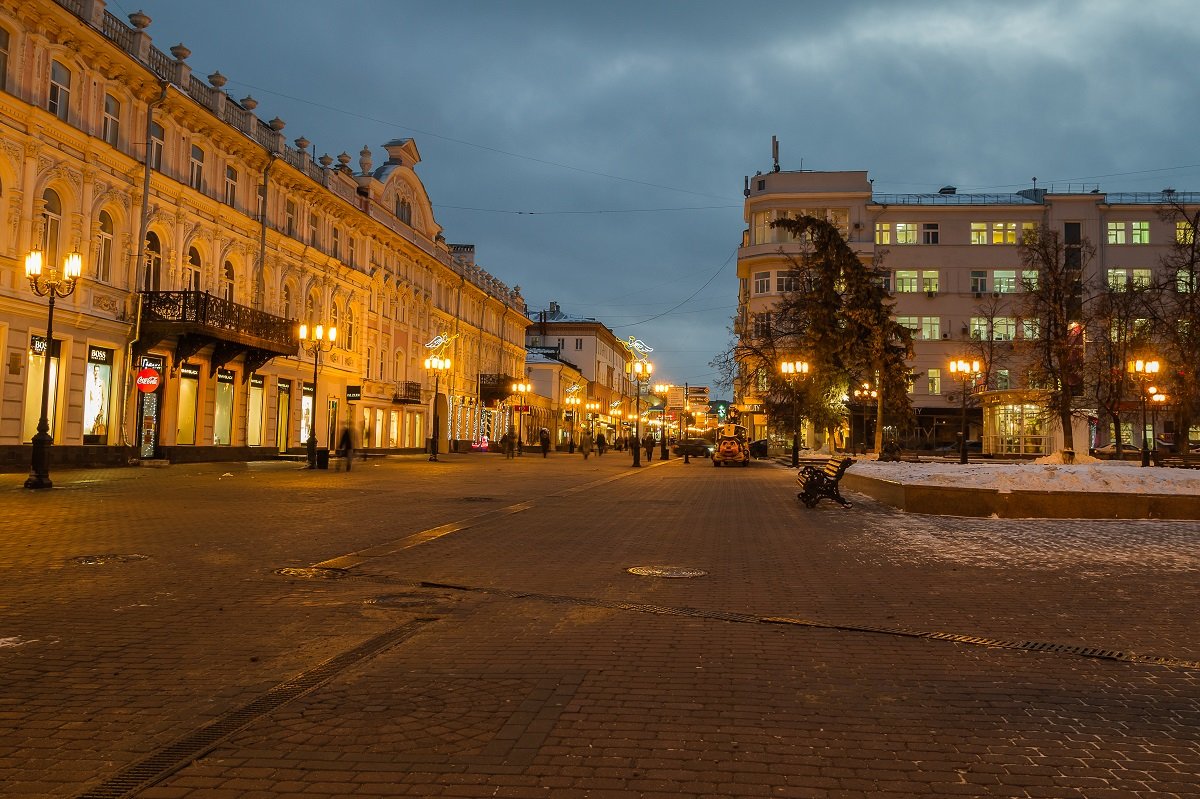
[776,270,799,292]
[96,211,114,283]
[285,200,297,236]
[343,307,355,350]
[1131,268,1152,288]
[991,222,1016,244]
[331,226,341,259]
[396,197,412,225]
[214,370,235,445]
[575,338,583,350]
[1177,221,1195,245]
[0,28,9,92]
[41,189,62,269]
[970,222,988,245]
[876,272,892,292]
[921,271,939,293]
[969,317,988,339]
[920,317,940,340]
[996,368,1011,390]
[874,222,891,245]
[992,270,1016,293]
[927,368,941,396]
[1131,221,1150,244]
[1177,267,1197,293]
[973,222,1032,244]
[753,271,770,294]
[282,284,294,319]
[894,270,919,292]
[1021,270,1038,291]
[1107,269,1128,290]
[895,223,917,244]
[1107,222,1126,245]
[149,122,164,170]
[221,261,234,302]
[102,94,121,146]
[143,231,162,291]
[189,145,205,191]
[895,315,919,334]
[970,271,987,294]
[993,317,1016,341]
[49,60,71,120]
[1021,319,1039,340]
[309,210,319,245]
[556,338,565,350]
[224,166,238,206]
[348,236,357,268]
[752,312,773,339]
[185,247,202,291]
[921,223,939,245]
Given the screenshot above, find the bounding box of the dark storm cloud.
[140,0,1200,386]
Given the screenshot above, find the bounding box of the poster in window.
[84,346,113,444]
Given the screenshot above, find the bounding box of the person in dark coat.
[596,432,607,456]
[539,428,551,457]
[642,432,655,462]
[337,426,354,472]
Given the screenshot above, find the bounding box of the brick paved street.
[1,453,1197,798]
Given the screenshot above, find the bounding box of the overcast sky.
[131,0,1200,392]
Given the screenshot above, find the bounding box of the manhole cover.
[275,567,349,579]
[73,554,150,566]
[627,566,708,579]
[460,496,495,502]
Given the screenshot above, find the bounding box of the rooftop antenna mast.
[771,135,781,172]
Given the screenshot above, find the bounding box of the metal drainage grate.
[627,566,708,579]
[274,566,349,580]
[74,619,431,799]
[73,554,150,566]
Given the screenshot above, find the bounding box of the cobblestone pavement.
[0,452,1197,798]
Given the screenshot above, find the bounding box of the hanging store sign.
[136,367,161,393]
[346,385,362,402]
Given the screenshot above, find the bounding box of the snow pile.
[849,458,1200,495]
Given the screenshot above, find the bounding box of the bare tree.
[1016,225,1096,456]
[1085,277,1152,456]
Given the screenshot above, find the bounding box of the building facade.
[737,167,1199,454]
[0,0,528,471]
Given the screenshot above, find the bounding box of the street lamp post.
[654,383,672,461]
[948,359,980,465]
[1149,387,1166,457]
[23,248,82,490]
[852,381,877,456]
[630,359,653,467]
[682,381,690,464]
[300,323,337,468]
[511,381,530,456]
[565,394,581,450]
[1128,358,1160,467]
[780,360,810,467]
[425,354,452,461]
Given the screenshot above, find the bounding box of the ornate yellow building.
[0,0,529,471]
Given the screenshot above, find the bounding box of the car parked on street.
[748,439,769,459]
[673,438,714,458]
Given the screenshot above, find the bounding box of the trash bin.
[316,447,330,469]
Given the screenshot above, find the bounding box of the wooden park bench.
[796,456,856,508]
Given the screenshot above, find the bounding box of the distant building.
[0,0,527,469]
[737,168,1200,454]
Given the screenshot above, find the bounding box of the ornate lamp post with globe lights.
[1128,358,1160,467]
[564,384,582,450]
[628,359,653,467]
[779,360,810,467]
[948,358,980,465]
[300,322,337,468]
[851,381,877,456]
[511,381,531,456]
[653,383,674,461]
[23,248,82,489]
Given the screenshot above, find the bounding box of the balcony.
[139,291,298,376]
[391,381,423,404]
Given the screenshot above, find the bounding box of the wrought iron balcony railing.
[140,291,298,354]
[392,381,423,404]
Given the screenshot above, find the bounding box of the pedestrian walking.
[337,425,354,472]
[539,428,551,458]
[580,430,594,460]
[568,434,576,454]
[596,432,607,456]
[642,432,655,462]
[501,431,516,459]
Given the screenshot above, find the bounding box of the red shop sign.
[136,367,161,393]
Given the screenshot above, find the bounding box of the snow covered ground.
[841,451,1200,495]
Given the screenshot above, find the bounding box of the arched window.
[281,283,294,320]
[394,350,404,382]
[329,301,340,340]
[49,60,71,120]
[96,211,114,283]
[343,307,355,350]
[185,247,202,291]
[41,189,62,268]
[396,196,412,225]
[143,231,162,291]
[221,261,235,302]
[305,291,319,324]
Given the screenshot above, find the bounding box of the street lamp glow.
[948,358,980,464]
[1128,357,1162,467]
[779,359,811,466]
[299,322,338,468]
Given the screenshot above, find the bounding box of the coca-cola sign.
[136,367,161,393]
